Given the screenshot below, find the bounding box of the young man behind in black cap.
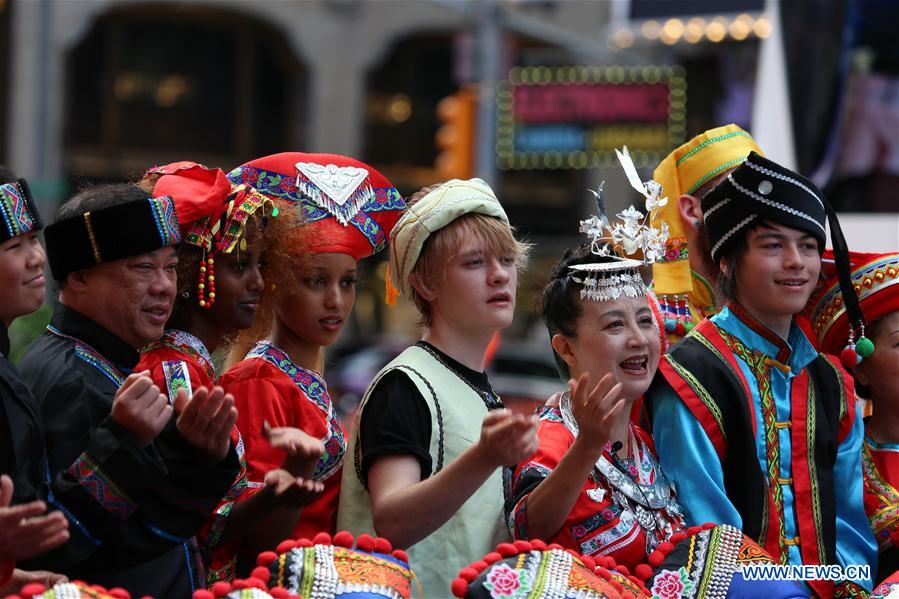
[647,153,876,597]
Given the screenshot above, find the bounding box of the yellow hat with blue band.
[650,124,763,297]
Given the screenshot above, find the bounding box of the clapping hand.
[477,409,540,468]
[0,475,68,562]
[174,386,238,462]
[111,372,171,447]
[262,422,324,478]
[568,372,625,454]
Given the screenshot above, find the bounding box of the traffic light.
[435,87,476,180]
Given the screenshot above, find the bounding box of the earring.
[197,253,216,308]
[181,290,190,299]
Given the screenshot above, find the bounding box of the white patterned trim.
[703,197,731,220]
[710,213,758,260]
[727,175,825,235]
[744,158,824,209]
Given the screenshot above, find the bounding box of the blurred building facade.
[2,0,895,339]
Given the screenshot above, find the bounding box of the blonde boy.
[338,179,538,595]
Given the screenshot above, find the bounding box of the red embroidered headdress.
[146,161,276,308]
[226,152,405,260]
[808,249,899,363]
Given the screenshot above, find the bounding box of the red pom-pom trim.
[669,532,686,544]
[840,346,859,370]
[257,551,278,567]
[547,543,564,550]
[634,563,654,580]
[20,584,47,598]
[356,534,376,552]
[392,549,409,564]
[701,522,716,530]
[656,542,675,555]
[581,556,595,570]
[617,565,630,577]
[211,582,232,597]
[333,530,355,547]
[251,567,271,583]
[512,540,532,552]
[373,537,393,554]
[459,567,479,582]
[483,552,502,564]
[471,560,488,572]
[451,577,469,598]
[276,540,297,553]
[530,539,547,550]
[269,589,290,599]
[296,539,313,548]
[109,589,130,599]
[648,550,665,568]
[596,567,612,580]
[233,579,249,589]
[312,532,332,545]
[193,591,215,599]
[686,526,701,536]
[496,542,517,557]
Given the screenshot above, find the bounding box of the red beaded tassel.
[197,253,216,309]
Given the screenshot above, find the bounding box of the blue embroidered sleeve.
[650,387,742,528]
[833,405,877,591]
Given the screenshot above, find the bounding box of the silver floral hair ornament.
[570,146,670,303]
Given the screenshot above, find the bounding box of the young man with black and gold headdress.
[647,153,876,596]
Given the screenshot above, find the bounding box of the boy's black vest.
[649,315,854,567]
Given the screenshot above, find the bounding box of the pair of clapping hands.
[111,372,325,506]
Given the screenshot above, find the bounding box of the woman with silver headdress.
[507,152,688,569]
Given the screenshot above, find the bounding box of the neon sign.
[496,65,687,170]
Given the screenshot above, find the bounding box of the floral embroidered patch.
[651,566,693,599]
[483,562,533,598]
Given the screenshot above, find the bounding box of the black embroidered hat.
[0,179,42,243]
[702,151,867,359]
[701,151,826,265]
[45,194,181,281]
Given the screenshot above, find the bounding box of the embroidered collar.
[712,303,818,370]
[247,340,330,414]
[49,304,139,370]
[144,329,215,381]
[0,322,9,357]
[246,340,345,481]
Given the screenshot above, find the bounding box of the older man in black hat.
[18,183,239,596]
[647,153,876,596]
